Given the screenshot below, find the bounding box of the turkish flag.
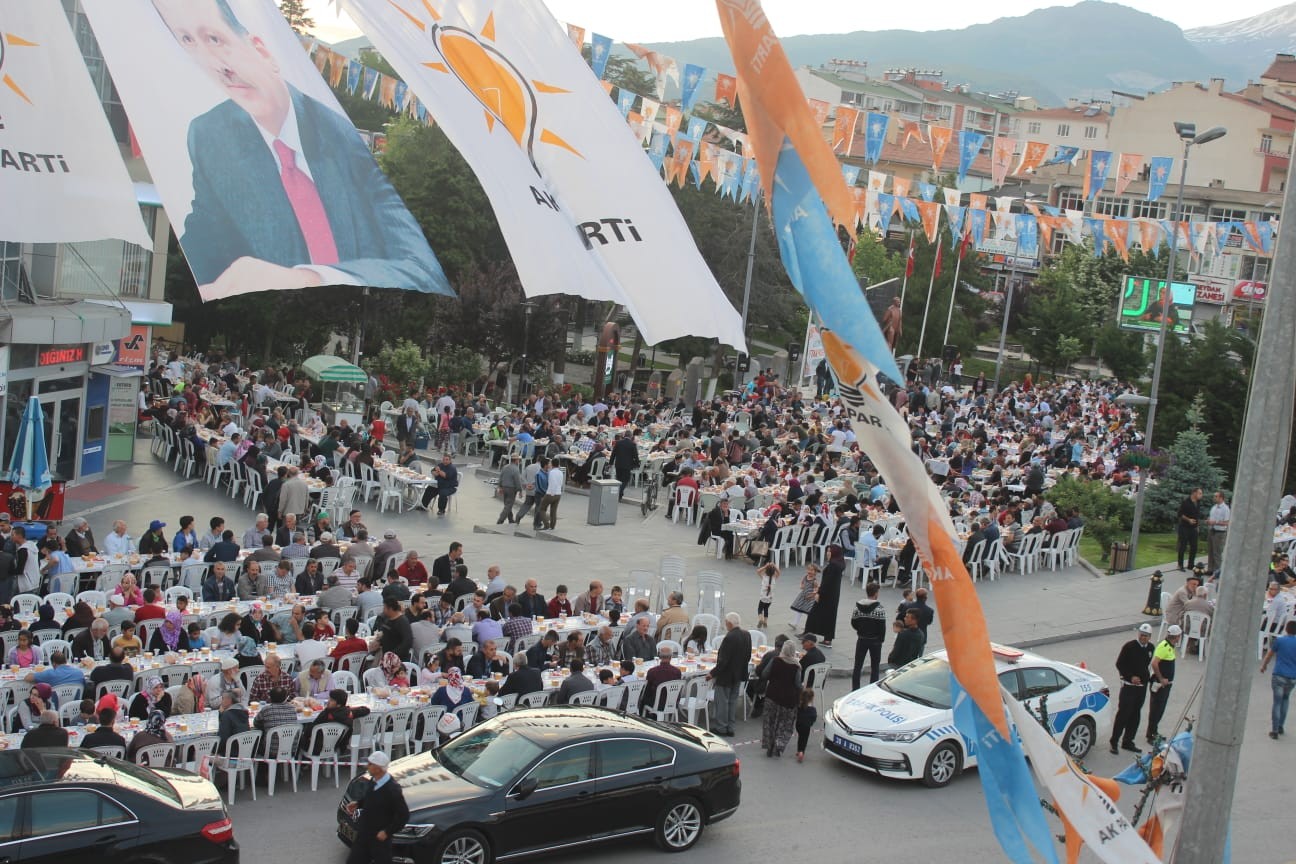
[905,238,916,278]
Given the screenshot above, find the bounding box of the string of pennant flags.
[300,28,1276,265]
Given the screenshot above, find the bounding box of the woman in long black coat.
[803,544,845,646]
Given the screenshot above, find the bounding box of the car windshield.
[437,725,545,790]
[879,657,952,709]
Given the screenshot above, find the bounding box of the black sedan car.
[0,748,238,863]
[338,706,741,864]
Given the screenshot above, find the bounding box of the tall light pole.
[518,300,535,401]
[1177,124,1294,862]
[1127,122,1227,567]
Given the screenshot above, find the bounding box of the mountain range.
[1186,3,1296,77]
[325,1,1296,106]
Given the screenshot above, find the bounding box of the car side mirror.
[512,777,539,800]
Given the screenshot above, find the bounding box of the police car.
[823,645,1111,787]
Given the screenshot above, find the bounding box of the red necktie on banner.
[273,139,339,266]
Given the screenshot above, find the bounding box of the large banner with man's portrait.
[81,0,455,302]
[0,0,151,245]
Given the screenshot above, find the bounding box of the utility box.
[588,479,620,525]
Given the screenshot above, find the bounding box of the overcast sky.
[303,0,1278,45]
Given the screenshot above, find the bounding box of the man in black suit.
[71,619,113,661]
[344,751,409,864]
[20,711,69,749]
[499,653,544,697]
[81,707,128,751]
[516,578,547,619]
[151,0,452,300]
[430,542,464,589]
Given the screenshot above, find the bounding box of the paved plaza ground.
[64,448,1290,863]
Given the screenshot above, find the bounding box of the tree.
[1094,324,1148,381]
[366,339,429,393]
[1047,475,1133,561]
[427,345,485,391]
[1020,278,1090,377]
[1145,394,1225,530]
[277,0,314,35]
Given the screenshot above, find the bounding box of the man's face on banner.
[153,0,289,133]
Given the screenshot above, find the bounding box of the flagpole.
[916,235,941,359]
[942,239,965,346]
[898,229,914,308]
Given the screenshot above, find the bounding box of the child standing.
[795,688,817,763]
[756,561,779,630]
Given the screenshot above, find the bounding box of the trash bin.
[588,479,620,526]
[1109,542,1131,573]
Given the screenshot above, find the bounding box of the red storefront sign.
[1234,280,1268,302]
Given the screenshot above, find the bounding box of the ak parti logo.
[0,29,37,104]
[389,1,581,175]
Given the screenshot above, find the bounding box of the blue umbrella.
[5,396,52,495]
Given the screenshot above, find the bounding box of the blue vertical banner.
[877,192,895,229]
[769,140,900,379]
[1086,150,1112,200]
[590,32,613,79]
[363,67,379,100]
[687,116,708,142]
[647,131,669,173]
[346,60,362,94]
[957,131,986,186]
[617,88,636,118]
[918,182,937,202]
[740,160,761,203]
[1087,218,1107,256]
[946,205,967,242]
[970,208,988,245]
[864,112,889,164]
[900,197,921,224]
[1148,156,1174,202]
[681,63,706,111]
[394,80,408,112]
[950,679,1064,864]
[841,164,861,187]
[1015,214,1039,259]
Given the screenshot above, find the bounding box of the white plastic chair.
[452,701,479,729]
[659,622,688,645]
[672,487,697,525]
[164,586,194,604]
[696,572,725,618]
[412,705,447,752]
[1041,530,1072,571]
[383,706,416,758]
[221,730,262,804]
[76,590,108,609]
[41,640,72,665]
[44,592,75,610]
[680,675,711,728]
[803,662,831,694]
[517,691,552,709]
[1183,611,1211,662]
[10,595,40,616]
[304,722,349,791]
[642,678,685,723]
[658,639,683,656]
[1259,612,1291,660]
[690,613,721,644]
[348,713,381,779]
[263,724,303,796]
[567,690,599,706]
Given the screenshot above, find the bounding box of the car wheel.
[921,741,963,788]
[433,828,492,864]
[1063,716,1095,759]
[655,797,705,852]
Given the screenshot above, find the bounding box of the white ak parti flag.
[339,0,746,350]
[0,0,151,246]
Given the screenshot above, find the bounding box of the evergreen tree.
[278,0,314,35]
[1145,394,1224,530]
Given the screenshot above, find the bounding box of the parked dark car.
[338,706,741,864]
[0,748,238,863]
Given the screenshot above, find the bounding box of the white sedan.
[822,645,1112,787]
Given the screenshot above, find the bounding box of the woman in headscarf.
[761,640,802,758]
[17,682,55,730]
[148,610,190,653]
[803,545,845,648]
[29,603,62,637]
[128,676,173,720]
[7,630,40,668]
[172,672,206,715]
[430,667,473,711]
[380,651,409,687]
[126,709,173,763]
[61,601,96,635]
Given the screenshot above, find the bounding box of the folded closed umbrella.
[5,396,51,495]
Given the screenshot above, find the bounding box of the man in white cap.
[344,751,409,864]
[1109,623,1156,755]
[1146,624,1182,745]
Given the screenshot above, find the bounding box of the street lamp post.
[518,301,535,401]
[1127,122,1227,568]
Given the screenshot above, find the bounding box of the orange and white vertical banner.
[928,125,953,172]
[832,105,859,154]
